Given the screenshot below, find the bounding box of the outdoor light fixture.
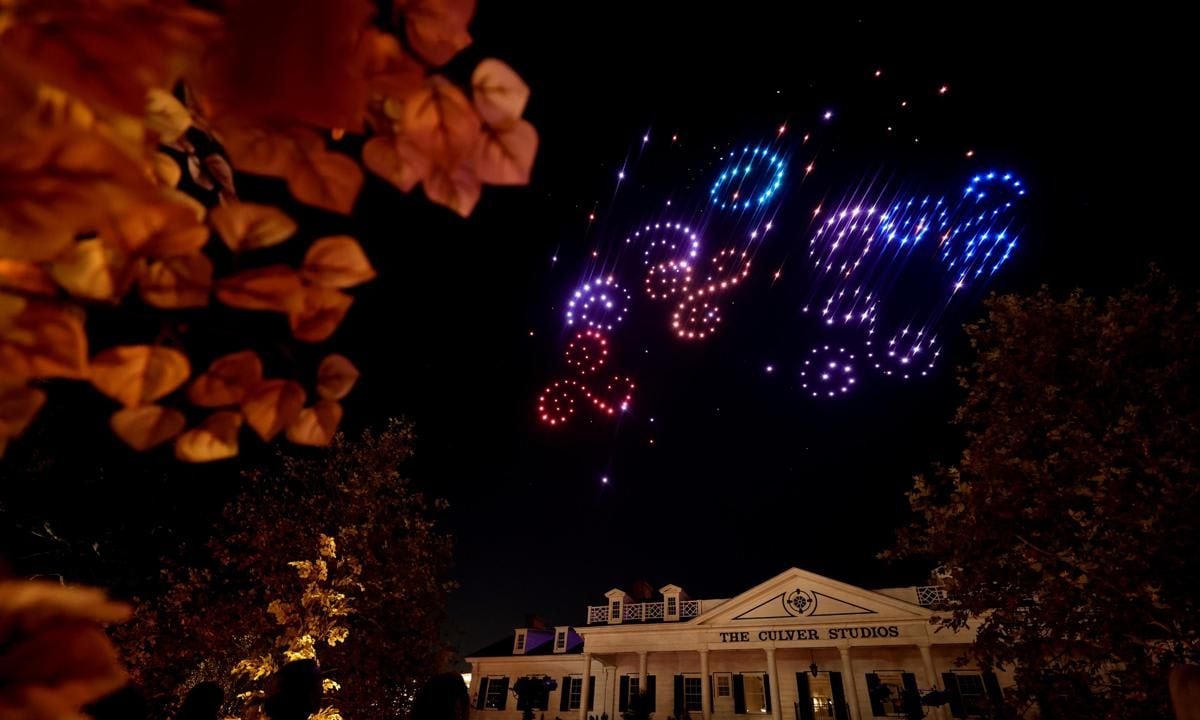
[809,650,820,677]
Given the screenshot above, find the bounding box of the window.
[611,601,621,617]
[484,677,508,709]
[742,675,767,714]
[715,675,731,698]
[956,673,990,716]
[623,676,641,707]
[556,631,567,650]
[683,677,702,712]
[874,673,907,716]
[666,597,678,615]
[568,676,583,710]
[515,633,525,651]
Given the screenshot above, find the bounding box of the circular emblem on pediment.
[785,589,816,616]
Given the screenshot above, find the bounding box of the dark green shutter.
[762,675,771,713]
[538,677,551,711]
[561,677,571,711]
[495,678,510,710]
[620,676,630,712]
[733,674,745,714]
[865,674,885,716]
[647,675,657,712]
[674,675,685,716]
[942,674,965,718]
[478,678,490,710]
[901,674,922,718]
[982,672,1005,716]
[588,677,595,711]
[795,673,815,720]
[828,672,850,720]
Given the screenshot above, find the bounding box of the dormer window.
[555,630,566,650]
[666,597,678,616]
[514,631,526,654]
[610,600,620,617]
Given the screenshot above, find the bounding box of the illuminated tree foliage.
[0,0,536,460]
[889,274,1200,720]
[114,420,455,717]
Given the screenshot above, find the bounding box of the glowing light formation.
[538,327,635,427]
[800,345,858,398]
[710,145,786,212]
[565,276,630,331]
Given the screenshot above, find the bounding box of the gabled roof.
[689,566,931,625]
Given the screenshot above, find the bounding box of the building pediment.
[692,567,930,625]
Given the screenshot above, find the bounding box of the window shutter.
[828,672,850,720]
[762,674,771,713]
[647,675,657,712]
[620,676,630,712]
[496,678,510,710]
[794,673,815,720]
[901,673,922,717]
[538,678,550,711]
[733,674,746,715]
[941,674,965,718]
[561,677,571,712]
[674,675,685,717]
[864,674,885,716]
[478,678,490,710]
[982,671,1005,716]
[588,677,596,711]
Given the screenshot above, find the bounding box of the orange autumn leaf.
[0,259,57,296]
[187,350,263,407]
[285,399,343,446]
[144,89,192,144]
[138,253,212,308]
[361,29,425,100]
[209,202,297,252]
[0,299,89,380]
[423,161,481,217]
[111,199,209,258]
[215,265,304,313]
[0,383,46,439]
[49,239,133,301]
[151,151,183,188]
[395,0,476,67]
[404,77,482,163]
[89,345,190,407]
[301,236,376,288]
[241,379,305,441]
[474,119,538,186]
[110,404,186,451]
[217,123,363,213]
[174,410,241,462]
[471,59,530,129]
[0,0,217,116]
[317,354,360,400]
[288,285,354,343]
[362,135,429,193]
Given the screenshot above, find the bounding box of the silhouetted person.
[262,660,322,720]
[412,672,470,720]
[176,681,223,720]
[87,684,147,720]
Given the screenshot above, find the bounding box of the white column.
[470,663,481,703]
[700,649,712,720]
[919,644,945,720]
[639,651,649,691]
[838,646,860,720]
[580,653,593,720]
[765,648,782,720]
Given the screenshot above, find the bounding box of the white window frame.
[484,676,508,710]
[556,630,567,650]
[624,675,641,706]
[514,630,526,653]
[567,675,584,710]
[741,673,768,714]
[952,672,991,717]
[715,673,732,698]
[873,672,908,717]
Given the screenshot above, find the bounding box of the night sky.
[0,4,1193,665]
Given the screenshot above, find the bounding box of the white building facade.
[466,568,1010,720]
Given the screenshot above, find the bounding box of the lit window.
[742,675,768,714]
[484,677,508,709]
[874,673,907,715]
[667,597,678,615]
[715,675,731,698]
[684,677,703,712]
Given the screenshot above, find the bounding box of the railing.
[588,600,702,623]
[916,585,948,606]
